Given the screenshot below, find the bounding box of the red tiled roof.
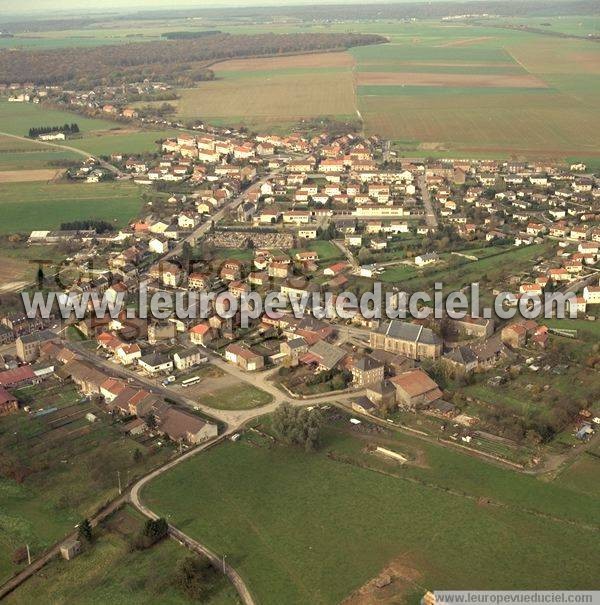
[0,366,36,387]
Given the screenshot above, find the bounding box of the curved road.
[130,433,257,605]
[0,130,125,177]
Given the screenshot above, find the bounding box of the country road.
[418,175,439,229]
[0,130,125,177]
[129,433,257,605]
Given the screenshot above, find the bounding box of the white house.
[415,252,439,267]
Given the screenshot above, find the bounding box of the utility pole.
[26,544,31,566]
[222,554,227,574]
[117,470,122,495]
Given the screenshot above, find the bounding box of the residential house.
[224,344,264,371]
[350,356,384,387]
[138,353,174,375]
[391,369,443,409]
[173,347,207,371]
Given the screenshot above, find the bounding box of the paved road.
[417,175,439,229]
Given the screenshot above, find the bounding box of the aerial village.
[1,120,600,467]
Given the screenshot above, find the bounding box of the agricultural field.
[351,24,600,158]
[70,129,178,156]
[0,181,144,234]
[129,19,600,160]
[0,101,176,158]
[2,20,599,160]
[0,381,174,583]
[0,100,116,139]
[174,52,358,131]
[144,413,599,605]
[0,136,79,171]
[0,241,64,293]
[4,506,239,605]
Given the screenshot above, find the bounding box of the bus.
[181,376,201,388]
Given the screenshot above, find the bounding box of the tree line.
[0,32,385,86]
[28,123,79,138]
[59,220,115,233]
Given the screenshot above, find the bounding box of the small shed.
[60,538,81,561]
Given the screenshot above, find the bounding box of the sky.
[2,0,406,17]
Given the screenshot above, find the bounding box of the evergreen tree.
[78,518,92,543]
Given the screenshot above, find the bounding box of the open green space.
[144,414,599,605]
[0,382,173,583]
[0,100,115,138]
[290,241,344,264]
[199,384,273,411]
[0,180,143,234]
[71,130,177,156]
[4,505,239,605]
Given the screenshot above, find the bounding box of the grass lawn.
[199,384,273,411]
[543,318,600,342]
[143,415,599,605]
[290,241,344,264]
[0,181,143,234]
[0,382,174,583]
[398,243,551,294]
[4,506,240,605]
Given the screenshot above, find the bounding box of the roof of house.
[351,356,383,372]
[445,346,478,366]
[0,365,36,387]
[18,329,57,345]
[353,396,377,412]
[61,360,107,387]
[139,352,172,367]
[0,385,17,405]
[390,369,442,401]
[307,340,346,370]
[157,406,210,441]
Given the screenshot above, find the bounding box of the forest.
[0,32,385,86]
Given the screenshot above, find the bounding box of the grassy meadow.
[144,414,600,605]
[4,506,239,605]
[0,382,174,583]
[0,180,144,234]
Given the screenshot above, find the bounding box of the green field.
[4,506,239,605]
[2,19,599,159]
[0,382,174,583]
[0,100,116,138]
[0,181,144,234]
[173,19,599,160]
[0,136,80,170]
[144,414,600,605]
[70,130,177,156]
[0,101,176,158]
[197,385,273,411]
